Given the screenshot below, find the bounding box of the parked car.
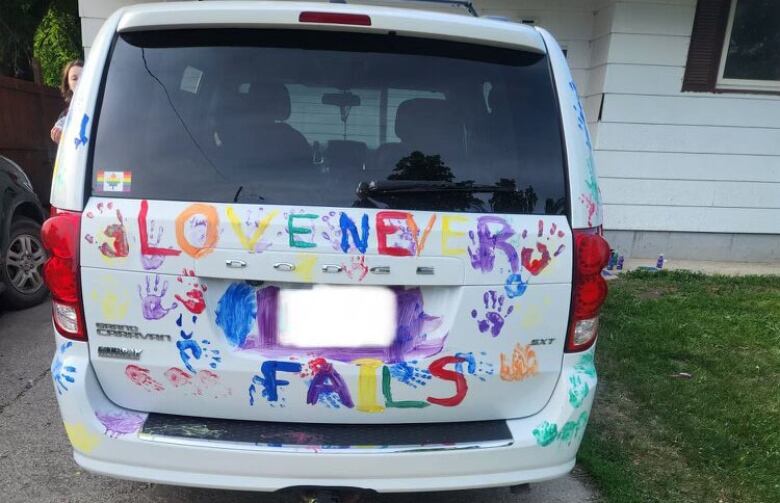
[0,155,48,309]
[43,1,610,500]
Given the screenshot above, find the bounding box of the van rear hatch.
[82,27,572,423]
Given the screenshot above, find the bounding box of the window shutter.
[682,0,732,92]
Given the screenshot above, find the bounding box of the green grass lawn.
[579,271,780,503]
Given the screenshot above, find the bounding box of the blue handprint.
[569,81,592,150]
[455,352,495,382]
[176,314,221,373]
[388,361,432,389]
[317,390,344,409]
[504,273,528,299]
[248,374,286,408]
[51,341,76,394]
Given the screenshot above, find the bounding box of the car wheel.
[1,217,49,309]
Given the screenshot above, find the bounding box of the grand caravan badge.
[95,323,172,342]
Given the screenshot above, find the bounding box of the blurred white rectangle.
[278,285,396,348]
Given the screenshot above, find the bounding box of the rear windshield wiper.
[356,180,517,198]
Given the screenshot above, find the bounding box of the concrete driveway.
[0,302,599,503]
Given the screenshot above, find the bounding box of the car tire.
[1,217,49,310]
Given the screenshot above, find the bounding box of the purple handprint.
[141,219,166,270]
[138,275,178,320]
[95,410,148,437]
[320,211,342,251]
[471,290,514,337]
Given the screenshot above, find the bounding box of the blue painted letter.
[339,212,370,254]
[261,361,303,402]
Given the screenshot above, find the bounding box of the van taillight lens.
[299,11,372,26]
[566,228,610,352]
[41,210,85,340]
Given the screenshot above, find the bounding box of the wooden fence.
[0,75,65,205]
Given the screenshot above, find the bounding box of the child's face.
[68,65,82,93]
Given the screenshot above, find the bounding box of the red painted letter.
[139,200,181,257]
[376,211,413,256]
[427,356,468,407]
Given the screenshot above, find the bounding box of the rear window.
[92,29,566,214]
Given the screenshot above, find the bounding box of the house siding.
[76,0,780,261]
[593,0,780,243]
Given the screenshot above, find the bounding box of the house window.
[717,0,780,91]
[682,0,780,93]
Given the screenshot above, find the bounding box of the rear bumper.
[76,452,575,493]
[52,332,597,493]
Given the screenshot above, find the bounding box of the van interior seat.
[373,98,465,175]
[216,82,311,170]
[327,140,368,171]
[471,85,527,169]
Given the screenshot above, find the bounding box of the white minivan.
[44,1,610,498]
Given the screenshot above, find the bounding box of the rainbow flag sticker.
[96,171,132,193]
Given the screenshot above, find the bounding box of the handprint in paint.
[455,352,496,382]
[580,193,598,227]
[574,353,597,378]
[125,365,165,391]
[584,157,601,205]
[320,211,343,251]
[568,374,590,408]
[165,367,230,398]
[99,209,129,258]
[249,361,302,407]
[504,273,528,299]
[95,410,147,437]
[51,341,76,394]
[140,218,167,270]
[533,421,559,447]
[471,290,514,337]
[317,390,345,409]
[520,220,566,276]
[175,313,221,372]
[569,80,592,150]
[138,275,178,320]
[558,411,589,445]
[175,269,207,314]
[343,255,368,281]
[248,374,286,407]
[500,344,538,381]
[388,361,432,388]
[533,411,589,447]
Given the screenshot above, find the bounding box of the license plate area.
[278,285,397,349]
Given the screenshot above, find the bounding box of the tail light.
[566,227,610,352]
[41,209,86,340]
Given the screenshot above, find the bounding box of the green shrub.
[33,0,81,87]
